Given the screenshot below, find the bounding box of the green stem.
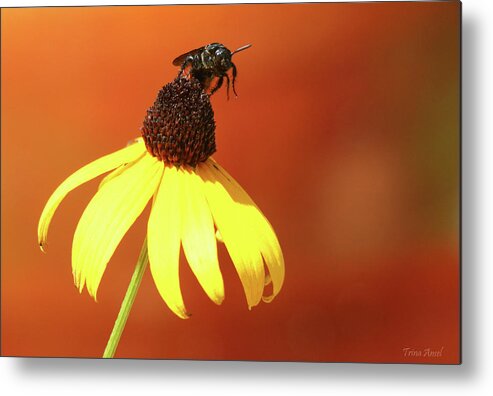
[103,237,148,358]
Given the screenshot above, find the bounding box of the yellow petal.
[99,162,133,190]
[72,153,163,299]
[197,162,265,309]
[206,159,285,303]
[215,229,224,243]
[181,168,224,305]
[38,138,146,251]
[148,166,189,319]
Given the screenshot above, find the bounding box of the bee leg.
[178,57,193,78]
[210,76,224,96]
[178,61,187,78]
[231,63,238,97]
[224,73,231,100]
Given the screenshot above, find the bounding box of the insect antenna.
[231,44,252,56]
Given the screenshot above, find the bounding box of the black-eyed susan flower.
[38,77,285,323]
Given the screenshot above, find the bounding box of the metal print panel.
[0,1,460,363]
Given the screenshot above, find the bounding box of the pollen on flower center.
[141,77,216,167]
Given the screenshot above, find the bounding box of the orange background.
[1,2,460,363]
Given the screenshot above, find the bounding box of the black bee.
[172,43,252,98]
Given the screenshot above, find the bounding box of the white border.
[2,0,493,395]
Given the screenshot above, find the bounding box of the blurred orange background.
[1,2,460,363]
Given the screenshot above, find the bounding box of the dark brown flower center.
[141,77,216,167]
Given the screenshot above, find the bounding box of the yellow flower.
[38,77,284,319]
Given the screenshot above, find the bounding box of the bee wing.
[172,46,205,66]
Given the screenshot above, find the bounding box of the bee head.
[213,47,232,72]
